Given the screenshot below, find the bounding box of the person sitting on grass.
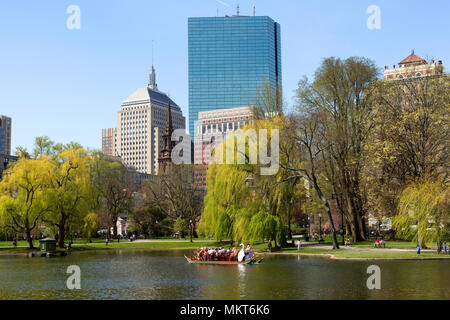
[380,239,386,248]
[374,239,380,248]
[345,238,352,247]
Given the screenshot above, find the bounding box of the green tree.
[0,157,52,249]
[89,153,134,238]
[83,212,99,243]
[294,57,379,242]
[14,146,31,159]
[174,217,189,238]
[198,163,251,242]
[33,136,54,159]
[145,164,204,241]
[393,181,449,251]
[45,147,93,248]
[130,206,170,238]
[199,117,290,246]
[365,75,449,229]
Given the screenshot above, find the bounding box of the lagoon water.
[0,250,448,300]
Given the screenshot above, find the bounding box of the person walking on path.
[443,241,447,254]
[297,240,302,251]
[267,240,272,252]
[416,244,421,255]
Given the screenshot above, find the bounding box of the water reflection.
[0,250,448,300]
[237,264,247,298]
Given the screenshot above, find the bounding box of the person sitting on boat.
[245,245,254,260]
[198,248,205,261]
[208,248,215,260]
[231,248,239,261]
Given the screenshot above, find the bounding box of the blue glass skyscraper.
[188,15,282,139]
[0,115,11,155]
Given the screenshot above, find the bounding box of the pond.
[0,250,448,300]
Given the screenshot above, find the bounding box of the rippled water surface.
[0,250,448,300]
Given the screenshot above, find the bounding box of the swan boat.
[185,243,264,265]
[185,256,264,265]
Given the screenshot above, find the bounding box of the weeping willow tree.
[198,114,296,246]
[393,181,449,251]
[198,161,287,246]
[198,163,251,241]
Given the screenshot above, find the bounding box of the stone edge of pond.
[255,251,450,261]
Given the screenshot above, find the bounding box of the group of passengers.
[193,245,253,262]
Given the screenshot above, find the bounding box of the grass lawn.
[0,240,39,247]
[0,239,228,254]
[291,236,438,250]
[0,237,217,248]
[252,241,450,260]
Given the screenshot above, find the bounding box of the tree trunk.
[113,224,118,238]
[419,234,427,249]
[357,214,367,241]
[323,202,340,250]
[286,202,293,240]
[58,224,65,248]
[436,233,441,254]
[313,182,339,250]
[26,229,34,249]
[142,228,148,239]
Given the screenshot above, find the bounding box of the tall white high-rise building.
[103,66,185,175]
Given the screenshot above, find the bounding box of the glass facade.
[188,16,282,139]
[0,115,11,155]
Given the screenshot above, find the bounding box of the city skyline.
[1,0,449,152]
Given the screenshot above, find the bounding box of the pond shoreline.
[1,245,450,261]
[255,251,450,261]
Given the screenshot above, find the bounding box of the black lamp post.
[189,219,193,243]
[318,213,322,243]
[307,216,311,242]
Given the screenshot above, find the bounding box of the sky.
[0,0,449,152]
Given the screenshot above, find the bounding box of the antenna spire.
[253,5,256,16]
[237,4,240,16]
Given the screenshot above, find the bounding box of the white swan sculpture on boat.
[238,243,245,262]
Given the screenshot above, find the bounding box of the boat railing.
[190,251,242,262]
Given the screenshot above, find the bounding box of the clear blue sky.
[1,0,449,152]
